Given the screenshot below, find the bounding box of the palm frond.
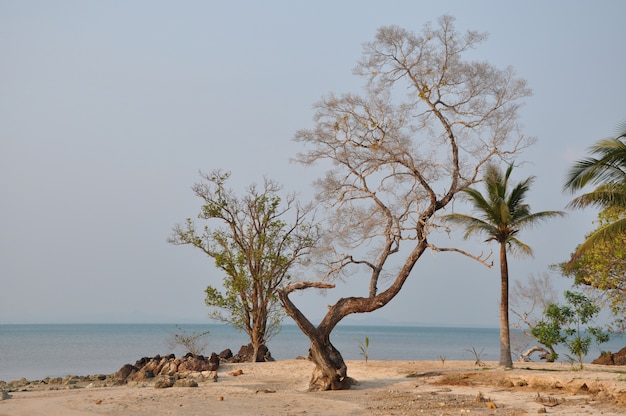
[445,163,563,255]
[569,217,626,261]
[564,137,626,192]
[514,210,567,229]
[508,176,534,212]
[442,213,497,240]
[614,120,626,139]
[566,183,626,210]
[507,236,534,258]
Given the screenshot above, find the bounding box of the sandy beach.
[1,359,625,415]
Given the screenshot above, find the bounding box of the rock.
[0,390,11,401]
[154,375,175,389]
[134,369,155,381]
[116,353,221,384]
[159,360,179,376]
[174,379,198,388]
[231,343,274,362]
[114,364,137,383]
[592,346,626,365]
[177,354,218,372]
[209,352,220,367]
[219,349,233,360]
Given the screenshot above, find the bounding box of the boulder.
[209,352,220,367]
[116,353,221,384]
[134,369,155,381]
[592,346,626,365]
[231,343,274,362]
[114,364,137,383]
[177,354,218,372]
[174,378,198,388]
[154,375,175,389]
[219,349,233,360]
[159,360,179,376]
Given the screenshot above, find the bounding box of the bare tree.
[510,273,559,361]
[278,16,533,390]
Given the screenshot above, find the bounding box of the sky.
[1,0,625,327]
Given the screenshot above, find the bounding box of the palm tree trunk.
[499,242,513,367]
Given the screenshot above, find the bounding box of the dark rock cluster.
[114,352,220,384]
[218,343,274,363]
[0,344,275,395]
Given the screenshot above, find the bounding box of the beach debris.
[216,396,224,401]
[228,369,244,376]
[475,391,498,409]
[0,390,12,401]
[534,392,561,407]
[94,399,103,405]
[255,389,276,393]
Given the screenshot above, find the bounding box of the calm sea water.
[0,324,624,382]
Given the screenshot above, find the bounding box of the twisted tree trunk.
[307,333,356,390]
[277,281,356,390]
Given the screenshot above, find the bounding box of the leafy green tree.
[443,164,565,367]
[532,291,611,368]
[564,121,626,259]
[555,207,626,331]
[169,171,320,362]
[280,16,534,390]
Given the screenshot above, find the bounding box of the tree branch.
[282,281,336,295]
[427,244,494,268]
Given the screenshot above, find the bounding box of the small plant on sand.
[167,325,211,356]
[532,291,610,369]
[355,337,370,363]
[465,347,487,367]
[439,354,446,366]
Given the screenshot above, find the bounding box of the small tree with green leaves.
[169,170,320,362]
[532,291,610,368]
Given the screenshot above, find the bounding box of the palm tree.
[564,121,626,260]
[444,164,565,367]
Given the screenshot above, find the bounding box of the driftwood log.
[519,346,553,362]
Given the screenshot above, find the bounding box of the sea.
[1,324,624,382]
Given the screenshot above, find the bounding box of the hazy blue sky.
[1,1,625,326]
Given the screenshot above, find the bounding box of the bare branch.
[282,281,336,295]
[427,245,494,268]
